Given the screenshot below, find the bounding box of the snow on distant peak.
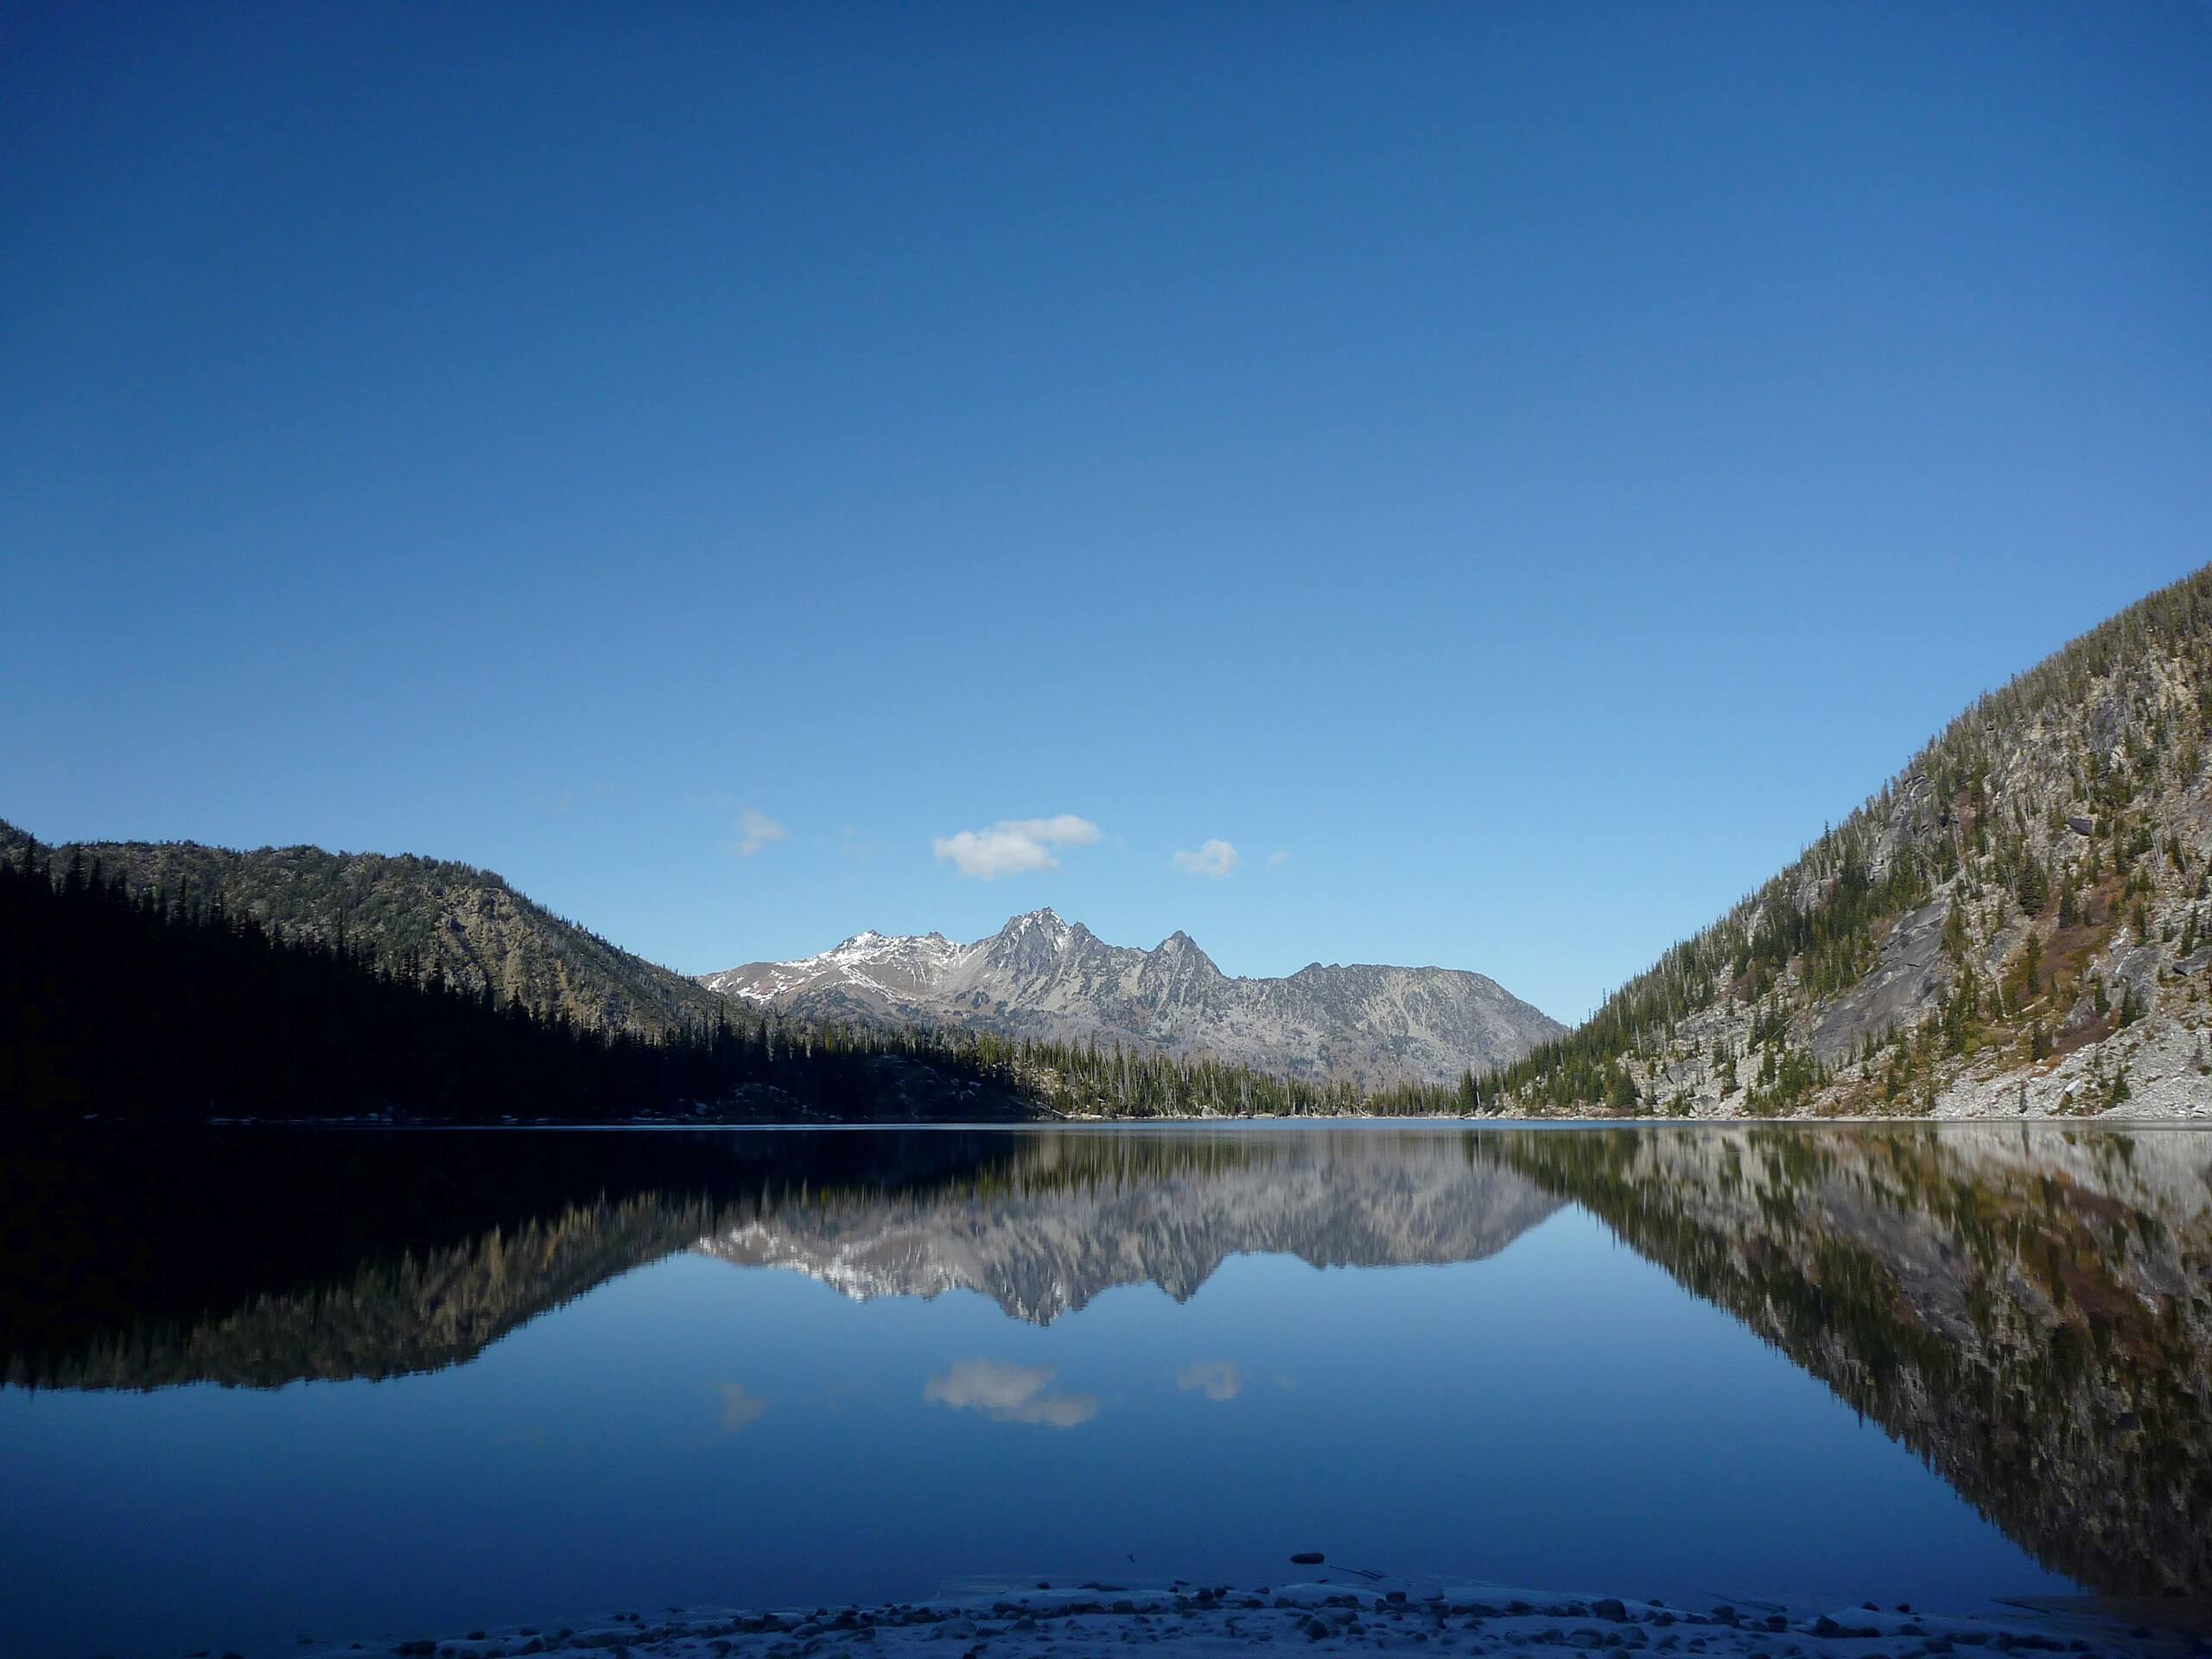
[702,927,970,1002]
[696,905,1560,1083]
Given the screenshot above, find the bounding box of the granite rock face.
[702,910,1565,1086]
[1499,564,2212,1119]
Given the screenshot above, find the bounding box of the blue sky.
[3,4,2208,1021]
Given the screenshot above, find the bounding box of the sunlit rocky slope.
[1497,565,2212,1117]
[703,908,1564,1086]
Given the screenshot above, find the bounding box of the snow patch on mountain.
[699,912,1563,1085]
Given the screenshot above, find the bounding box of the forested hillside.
[0,837,1038,1124]
[0,823,725,1035]
[0,834,1468,1124]
[1495,565,2212,1117]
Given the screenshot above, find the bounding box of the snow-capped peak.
[699,927,969,1003]
[695,907,1561,1084]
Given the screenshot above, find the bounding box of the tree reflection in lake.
[4,1122,2207,1607]
[1486,1124,2212,1598]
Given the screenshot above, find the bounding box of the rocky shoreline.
[283,1576,2202,1659]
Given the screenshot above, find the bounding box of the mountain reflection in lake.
[3,1123,2207,1659]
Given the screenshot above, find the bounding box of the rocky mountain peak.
[980,907,1088,973]
[1145,930,1224,988]
[700,909,1564,1085]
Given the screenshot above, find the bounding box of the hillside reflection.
[4,1122,2207,1597]
[1482,1125,2212,1599]
[2,1127,1557,1385]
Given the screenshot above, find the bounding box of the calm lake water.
[3,1122,2208,1658]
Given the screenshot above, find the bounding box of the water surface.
[3,1122,2207,1658]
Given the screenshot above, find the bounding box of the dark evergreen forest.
[0,836,1468,1124]
[0,836,1032,1124]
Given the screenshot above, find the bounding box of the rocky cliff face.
[0,824,728,1035]
[702,910,1564,1086]
[1497,564,2212,1118]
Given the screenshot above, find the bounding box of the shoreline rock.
[286,1576,2199,1659]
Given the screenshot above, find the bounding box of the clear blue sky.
[4,4,2207,1022]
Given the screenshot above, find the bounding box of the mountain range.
[700,908,1565,1085]
[10,565,2212,1118]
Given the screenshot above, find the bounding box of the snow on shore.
[301,1576,2192,1659]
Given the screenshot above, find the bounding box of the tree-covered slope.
[0,831,1477,1124]
[0,839,1039,1125]
[0,823,725,1034]
[1496,565,2212,1117]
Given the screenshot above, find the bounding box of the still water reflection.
[3,1123,2207,1658]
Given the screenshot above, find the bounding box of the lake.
[3,1122,2207,1658]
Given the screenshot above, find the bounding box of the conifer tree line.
[0,836,1471,1125]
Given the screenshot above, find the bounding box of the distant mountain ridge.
[701,908,1565,1085]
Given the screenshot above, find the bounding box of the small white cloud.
[925,1359,1098,1429]
[733,807,786,857]
[718,1382,768,1433]
[1266,849,1291,868]
[1173,839,1241,879]
[931,814,1101,880]
[1175,1360,1247,1402]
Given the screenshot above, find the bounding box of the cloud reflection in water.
[925,1359,1098,1428]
